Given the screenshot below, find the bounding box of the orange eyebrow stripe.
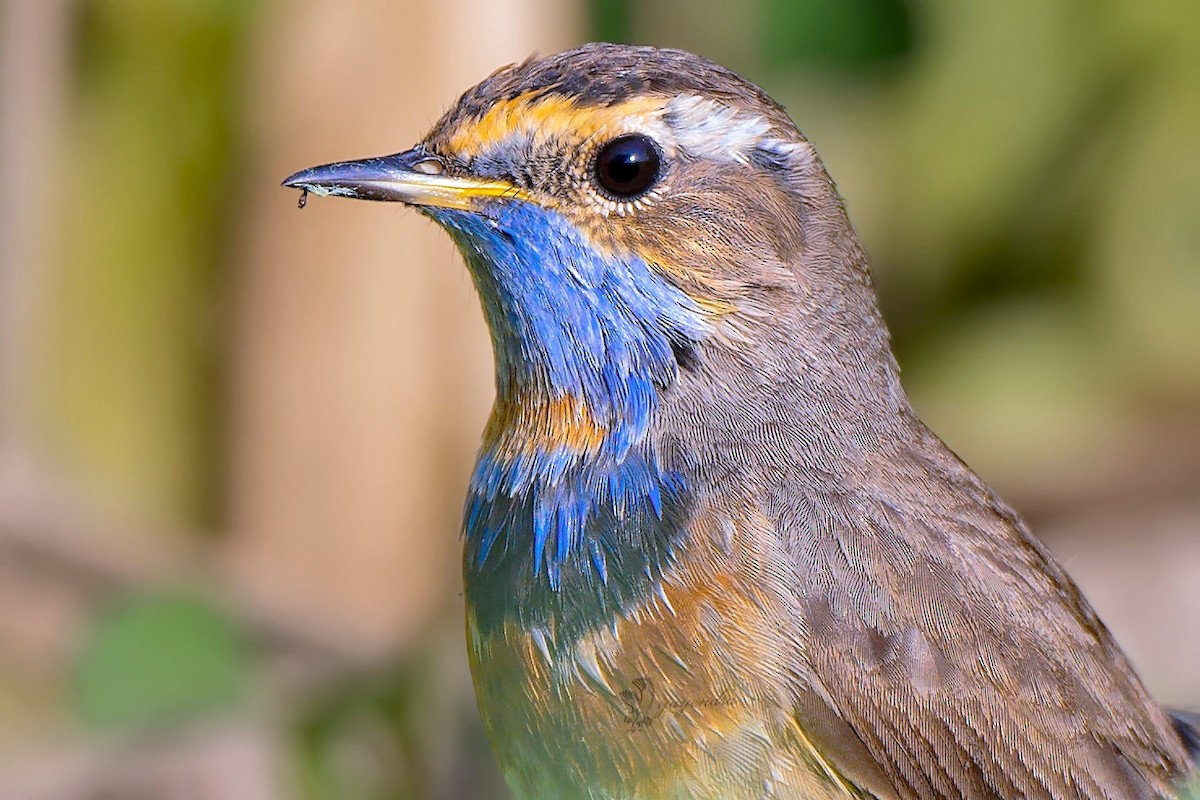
[444,92,667,157]
[484,392,608,454]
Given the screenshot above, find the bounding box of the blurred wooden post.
[0,0,69,455]
[226,1,581,654]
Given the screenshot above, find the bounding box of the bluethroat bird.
[285,44,1199,799]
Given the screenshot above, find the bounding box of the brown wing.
[780,428,1192,800]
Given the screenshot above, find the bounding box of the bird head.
[284,44,901,458]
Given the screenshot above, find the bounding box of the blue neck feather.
[424,201,706,628]
[427,202,707,435]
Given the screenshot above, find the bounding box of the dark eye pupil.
[594,135,661,198]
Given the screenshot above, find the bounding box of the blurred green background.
[1,1,1197,798]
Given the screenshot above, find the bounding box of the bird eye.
[593,134,661,199]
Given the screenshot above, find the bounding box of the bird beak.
[281,147,522,211]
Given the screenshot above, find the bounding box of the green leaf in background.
[762,0,914,72]
[73,592,247,728]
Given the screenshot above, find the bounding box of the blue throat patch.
[423,200,707,635]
